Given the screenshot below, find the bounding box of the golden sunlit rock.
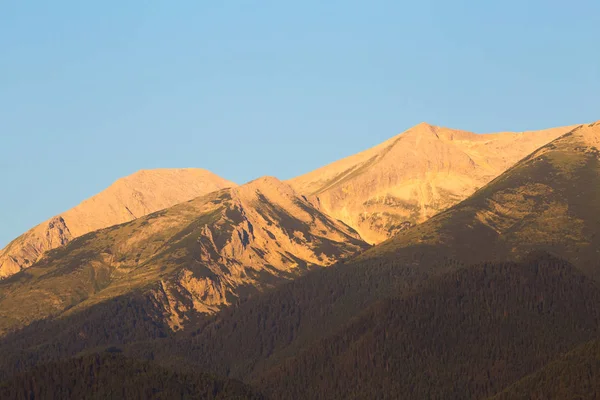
[289,122,575,244]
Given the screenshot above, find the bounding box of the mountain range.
[1,120,599,399]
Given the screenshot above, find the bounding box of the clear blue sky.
[1,1,599,247]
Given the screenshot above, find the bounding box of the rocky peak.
[403,122,441,138]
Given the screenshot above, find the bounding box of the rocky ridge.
[0,177,368,333]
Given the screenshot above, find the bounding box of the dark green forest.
[489,338,600,399]
[256,254,600,399]
[0,353,264,400]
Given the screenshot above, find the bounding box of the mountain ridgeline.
[1,120,599,399]
[0,168,236,279]
[289,122,574,243]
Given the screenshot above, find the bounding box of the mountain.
[0,176,368,334]
[0,168,236,279]
[289,122,575,243]
[0,352,264,400]
[366,121,600,278]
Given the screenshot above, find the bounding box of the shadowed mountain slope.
[0,168,236,279]
[255,255,600,399]
[0,176,367,335]
[289,122,574,243]
[489,338,600,400]
[0,353,264,400]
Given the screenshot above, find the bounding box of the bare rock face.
[289,122,576,244]
[145,177,368,328]
[0,177,369,333]
[0,217,73,278]
[0,169,236,279]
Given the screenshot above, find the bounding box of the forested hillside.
[489,338,600,400]
[0,353,264,400]
[0,293,172,381]
[254,255,600,399]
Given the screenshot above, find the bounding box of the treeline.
[0,352,264,400]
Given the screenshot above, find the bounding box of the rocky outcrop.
[289,122,576,243]
[0,168,236,279]
[0,217,73,278]
[145,177,369,329]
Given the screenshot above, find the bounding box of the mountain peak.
[413,121,436,129]
[119,168,236,186]
[399,122,478,143]
[0,168,368,332]
[289,122,576,244]
[403,122,440,137]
